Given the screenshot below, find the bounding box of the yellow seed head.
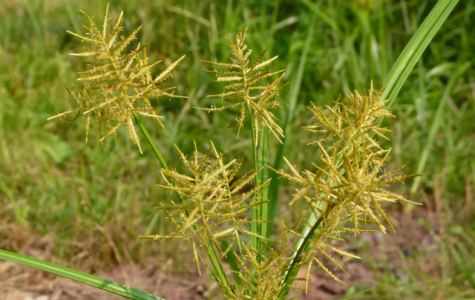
[200,28,287,145]
[48,5,186,152]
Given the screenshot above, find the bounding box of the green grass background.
[1,0,474,298]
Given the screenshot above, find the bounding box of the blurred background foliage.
[0,0,474,299]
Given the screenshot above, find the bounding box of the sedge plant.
[0,1,460,300]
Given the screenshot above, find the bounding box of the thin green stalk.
[379,0,460,113]
[132,112,170,170]
[338,288,374,300]
[248,106,260,255]
[279,0,459,297]
[0,249,164,300]
[246,105,268,273]
[132,112,230,288]
[278,205,333,298]
[410,60,469,194]
[258,128,269,239]
[268,11,317,237]
[248,111,269,256]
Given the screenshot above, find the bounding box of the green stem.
[0,249,164,300]
[132,112,170,170]
[247,107,258,169]
[258,127,268,240]
[247,107,269,259]
[268,6,318,238]
[278,204,334,298]
[247,106,260,254]
[132,112,230,288]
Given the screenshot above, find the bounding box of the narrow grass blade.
[268,11,317,236]
[449,243,475,289]
[338,287,374,300]
[251,127,268,256]
[259,128,269,240]
[0,249,165,300]
[380,0,460,112]
[249,108,260,256]
[410,61,469,194]
[280,1,459,298]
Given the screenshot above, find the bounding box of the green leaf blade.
[0,249,165,300]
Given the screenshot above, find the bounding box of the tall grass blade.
[410,61,469,194]
[279,0,459,297]
[268,11,317,236]
[338,288,374,300]
[449,243,475,289]
[251,127,268,256]
[0,249,165,300]
[379,0,460,111]
[250,108,260,255]
[259,128,269,240]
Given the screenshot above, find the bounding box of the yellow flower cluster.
[200,28,287,145]
[48,5,185,152]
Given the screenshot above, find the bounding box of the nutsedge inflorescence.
[48,4,185,152]
[49,6,420,300]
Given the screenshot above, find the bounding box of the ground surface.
[1,209,452,300]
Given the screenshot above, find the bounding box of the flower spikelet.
[141,141,273,274]
[270,83,420,287]
[229,226,294,300]
[305,81,394,159]
[48,5,185,152]
[200,28,288,145]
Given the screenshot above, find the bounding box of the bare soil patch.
[0,209,441,300]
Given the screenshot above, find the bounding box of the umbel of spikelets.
[270,84,420,289]
[140,141,273,275]
[48,4,185,152]
[229,228,293,300]
[305,82,395,160]
[200,28,288,145]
